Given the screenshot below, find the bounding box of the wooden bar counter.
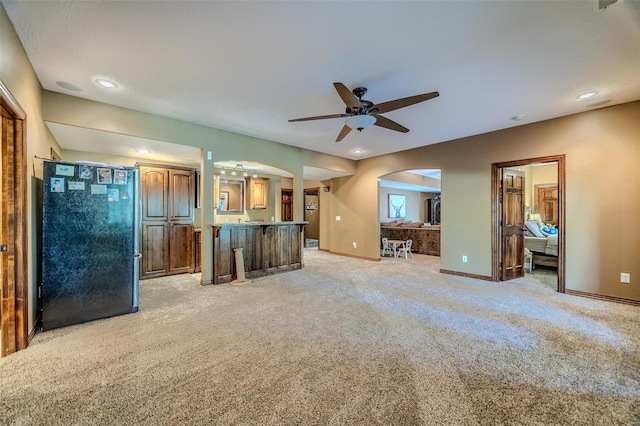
[211,222,307,284]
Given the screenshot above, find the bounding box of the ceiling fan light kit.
[288,82,439,142]
[346,114,376,131]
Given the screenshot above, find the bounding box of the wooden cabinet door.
[139,165,195,279]
[169,223,193,274]
[141,222,169,278]
[247,177,268,209]
[141,167,169,222]
[170,169,194,221]
[253,179,267,209]
[194,230,202,273]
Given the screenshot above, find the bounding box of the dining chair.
[398,239,413,258]
[381,237,393,257]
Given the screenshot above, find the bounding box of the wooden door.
[281,189,293,221]
[140,166,169,278]
[168,169,193,274]
[0,83,28,356]
[169,223,193,274]
[140,165,194,278]
[170,169,194,221]
[141,167,169,221]
[141,223,169,277]
[501,169,525,280]
[535,184,558,226]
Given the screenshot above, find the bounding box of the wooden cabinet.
[246,177,268,209]
[194,229,201,273]
[139,164,195,279]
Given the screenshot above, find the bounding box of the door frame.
[303,187,320,248]
[0,80,29,356]
[491,155,566,292]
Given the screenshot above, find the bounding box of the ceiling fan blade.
[374,91,440,114]
[289,113,349,122]
[336,125,352,142]
[374,115,409,133]
[334,82,363,109]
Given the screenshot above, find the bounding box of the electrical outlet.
[353,241,357,248]
[336,216,341,221]
[462,255,468,263]
[621,273,630,284]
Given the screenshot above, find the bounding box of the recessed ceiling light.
[95,78,118,89]
[511,115,524,122]
[137,148,149,154]
[353,149,364,154]
[577,91,597,100]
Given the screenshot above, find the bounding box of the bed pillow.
[525,220,545,237]
[541,226,558,235]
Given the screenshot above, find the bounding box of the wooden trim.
[0,79,29,356]
[440,269,493,281]
[491,155,566,293]
[134,162,197,172]
[0,80,26,119]
[565,289,640,307]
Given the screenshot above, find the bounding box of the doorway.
[303,188,319,248]
[281,189,293,221]
[0,80,29,356]
[492,155,565,292]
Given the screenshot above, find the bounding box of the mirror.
[218,179,244,213]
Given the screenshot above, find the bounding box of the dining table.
[386,239,406,258]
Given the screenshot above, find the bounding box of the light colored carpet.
[1,250,639,425]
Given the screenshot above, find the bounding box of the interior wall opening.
[492,156,565,293]
[378,169,442,260]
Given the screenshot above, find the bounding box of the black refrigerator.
[42,160,140,331]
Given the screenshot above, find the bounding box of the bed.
[524,220,558,268]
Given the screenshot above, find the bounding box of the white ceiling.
[4,0,640,166]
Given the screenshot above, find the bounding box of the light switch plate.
[621,273,630,283]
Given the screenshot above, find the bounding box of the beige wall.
[325,102,639,301]
[379,187,422,223]
[1,5,60,334]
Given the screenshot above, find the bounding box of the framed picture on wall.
[388,194,405,218]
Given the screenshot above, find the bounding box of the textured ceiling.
[4,0,639,164]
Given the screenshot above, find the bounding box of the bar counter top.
[211,221,307,284]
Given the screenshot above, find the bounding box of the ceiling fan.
[288,82,439,142]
